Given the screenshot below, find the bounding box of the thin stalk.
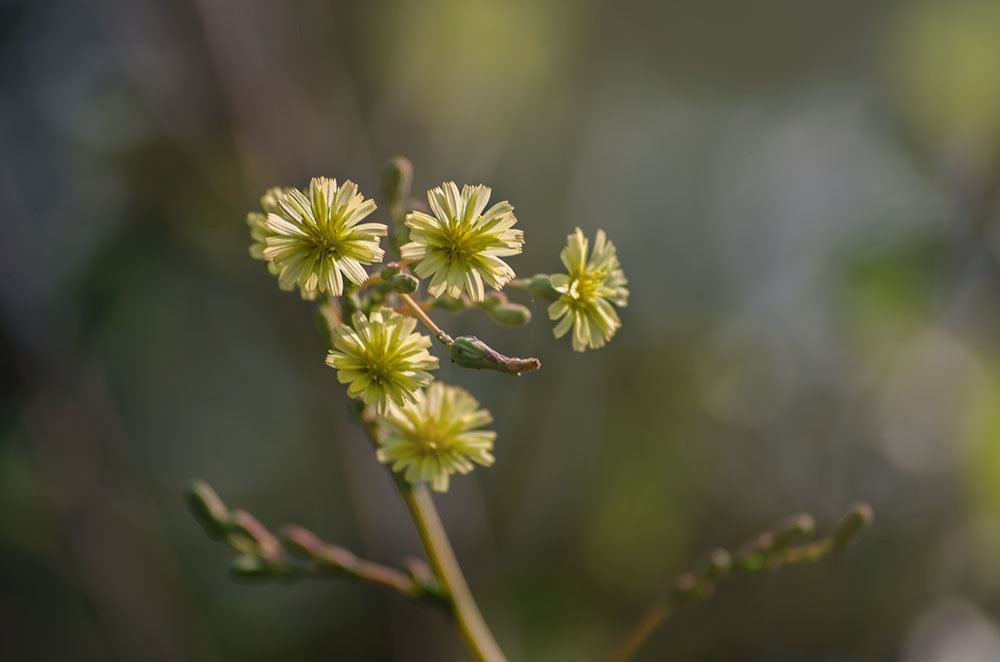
[399,292,453,345]
[609,603,673,662]
[399,483,507,662]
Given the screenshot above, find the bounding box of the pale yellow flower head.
[376,382,496,492]
[326,309,439,413]
[401,182,524,301]
[548,228,629,352]
[261,178,387,298]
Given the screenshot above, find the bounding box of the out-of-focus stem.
[609,503,873,661]
[609,603,673,662]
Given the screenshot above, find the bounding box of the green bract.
[261,178,387,298]
[401,182,524,301]
[548,228,629,352]
[375,382,496,492]
[326,309,439,413]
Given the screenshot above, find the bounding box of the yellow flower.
[261,178,387,298]
[401,182,523,301]
[326,309,439,413]
[376,382,496,492]
[548,228,629,351]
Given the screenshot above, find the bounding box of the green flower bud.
[385,273,419,294]
[672,572,703,600]
[489,303,532,326]
[186,480,231,541]
[431,297,467,312]
[832,502,874,550]
[381,262,402,278]
[259,187,287,214]
[231,510,283,563]
[479,290,507,310]
[524,273,560,300]
[449,336,541,375]
[381,156,413,206]
[702,548,731,580]
[772,514,816,549]
[230,554,272,581]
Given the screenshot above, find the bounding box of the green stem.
[399,482,507,662]
[399,292,454,346]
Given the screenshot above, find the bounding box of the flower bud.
[259,187,286,214]
[385,273,419,294]
[702,548,731,580]
[450,336,541,375]
[832,502,873,550]
[431,297,467,312]
[524,274,560,300]
[230,554,272,581]
[381,156,413,206]
[772,514,815,549]
[186,480,231,541]
[381,262,402,278]
[672,572,702,600]
[490,303,532,326]
[479,290,507,310]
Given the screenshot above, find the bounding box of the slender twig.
[399,292,454,345]
[186,481,445,604]
[281,524,436,598]
[609,504,873,661]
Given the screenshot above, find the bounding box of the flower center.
[442,219,484,263]
[568,272,603,305]
[366,354,396,383]
[304,207,348,257]
[412,421,448,454]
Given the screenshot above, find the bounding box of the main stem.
[399,482,507,662]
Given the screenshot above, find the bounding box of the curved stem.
[400,483,507,662]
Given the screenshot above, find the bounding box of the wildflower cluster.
[189,157,870,662]
[245,161,628,492]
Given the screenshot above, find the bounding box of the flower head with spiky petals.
[261,178,387,298]
[326,308,439,413]
[548,228,629,352]
[401,182,523,301]
[375,382,496,492]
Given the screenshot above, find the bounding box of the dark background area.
[3,0,1000,660]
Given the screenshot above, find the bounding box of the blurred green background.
[3,0,1000,660]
